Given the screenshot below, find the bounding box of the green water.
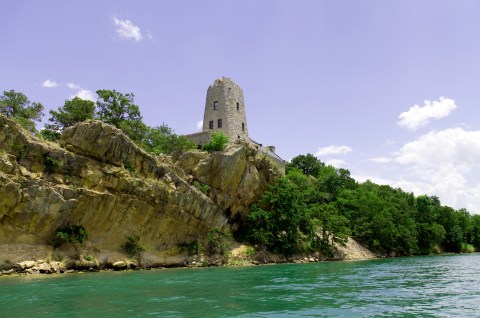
[1,254,479,317]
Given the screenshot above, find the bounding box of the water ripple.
[1,254,480,317]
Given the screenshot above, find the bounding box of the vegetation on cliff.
[0,89,195,155]
[0,90,44,133]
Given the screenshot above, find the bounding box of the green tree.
[287,153,324,177]
[95,89,146,142]
[318,166,357,199]
[142,124,196,154]
[310,203,351,257]
[96,89,142,128]
[246,176,312,255]
[48,97,96,130]
[0,90,44,132]
[470,215,480,250]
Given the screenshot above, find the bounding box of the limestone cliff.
[0,115,279,267]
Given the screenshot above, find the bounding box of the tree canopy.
[96,89,141,128]
[0,90,44,133]
[243,154,480,258]
[48,97,96,130]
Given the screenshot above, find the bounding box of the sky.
[1,1,480,213]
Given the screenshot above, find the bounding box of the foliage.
[96,89,142,129]
[53,224,88,252]
[0,90,44,133]
[178,241,200,256]
[39,129,61,141]
[193,181,209,194]
[244,153,480,258]
[45,155,60,173]
[286,153,324,177]
[205,229,232,257]
[122,235,145,261]
[141,124,196,155]
[202,132,229,152]
[461,243,475,253]
[48,97,95,130]
[118,118,149,144]
[245,169,351,257]
[245,246,256,258]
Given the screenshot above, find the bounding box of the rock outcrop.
[0,116,278,267]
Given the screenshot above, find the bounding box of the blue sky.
[2,1,480,213]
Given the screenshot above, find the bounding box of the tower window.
[218,119,222,128]
[242,123,245,132]
[209,120,214,129]
[213,101,218,110]
[236,102,239,111]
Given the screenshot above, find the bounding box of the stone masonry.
[186,77,285,166]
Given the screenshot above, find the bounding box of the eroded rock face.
[174,144,279,227]
[0,116,277,265]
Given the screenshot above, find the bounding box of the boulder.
[17,261,36,270]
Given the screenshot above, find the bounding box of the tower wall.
[203,77,248,141]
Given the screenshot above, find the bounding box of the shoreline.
[0,238,379,278]
[3,250,476,279]
[0,255,379,279]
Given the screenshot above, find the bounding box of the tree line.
[0,89,196,154]
[242,154,480,258]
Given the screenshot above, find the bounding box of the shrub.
[53,224,88,255]
[193,181,209,194]
[178,241,200,256]
[205,229,232,257]
[39,129,61,141]
[122,235,145,261]
[461,243,475,253]
[202,132,229,152]
[245,246,256,258]
[45,155,60,173]
[84,255,95,262]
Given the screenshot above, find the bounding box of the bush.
[205,229,232,257]
[39,129,61,142]
[142,125,196,155]
[45,155,60,173]
[178,241,200,256]
[53,224,88,253]
[193,181,209,194]
[122,235,145,261]
[202,132,229,152]
[461,243,475,253]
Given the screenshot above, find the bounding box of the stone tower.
[202,77,248,141]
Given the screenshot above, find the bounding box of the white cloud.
[360,127,480,212]
[325,159,347,168]
[67,82,81,89]
[369,156,392,163]
[196,120,203,130]
[392,127,480,212]
[383,139,396,147]
[397,97,456,131]
[352,174,393,186]
[113,17,143,42]
[395,128,480,168]
[42,79,58,88]
[71,89,95,101]
[315,145,352,157]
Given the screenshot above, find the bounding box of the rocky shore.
[0,238,377,277]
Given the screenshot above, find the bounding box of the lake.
[1,254,479,317]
